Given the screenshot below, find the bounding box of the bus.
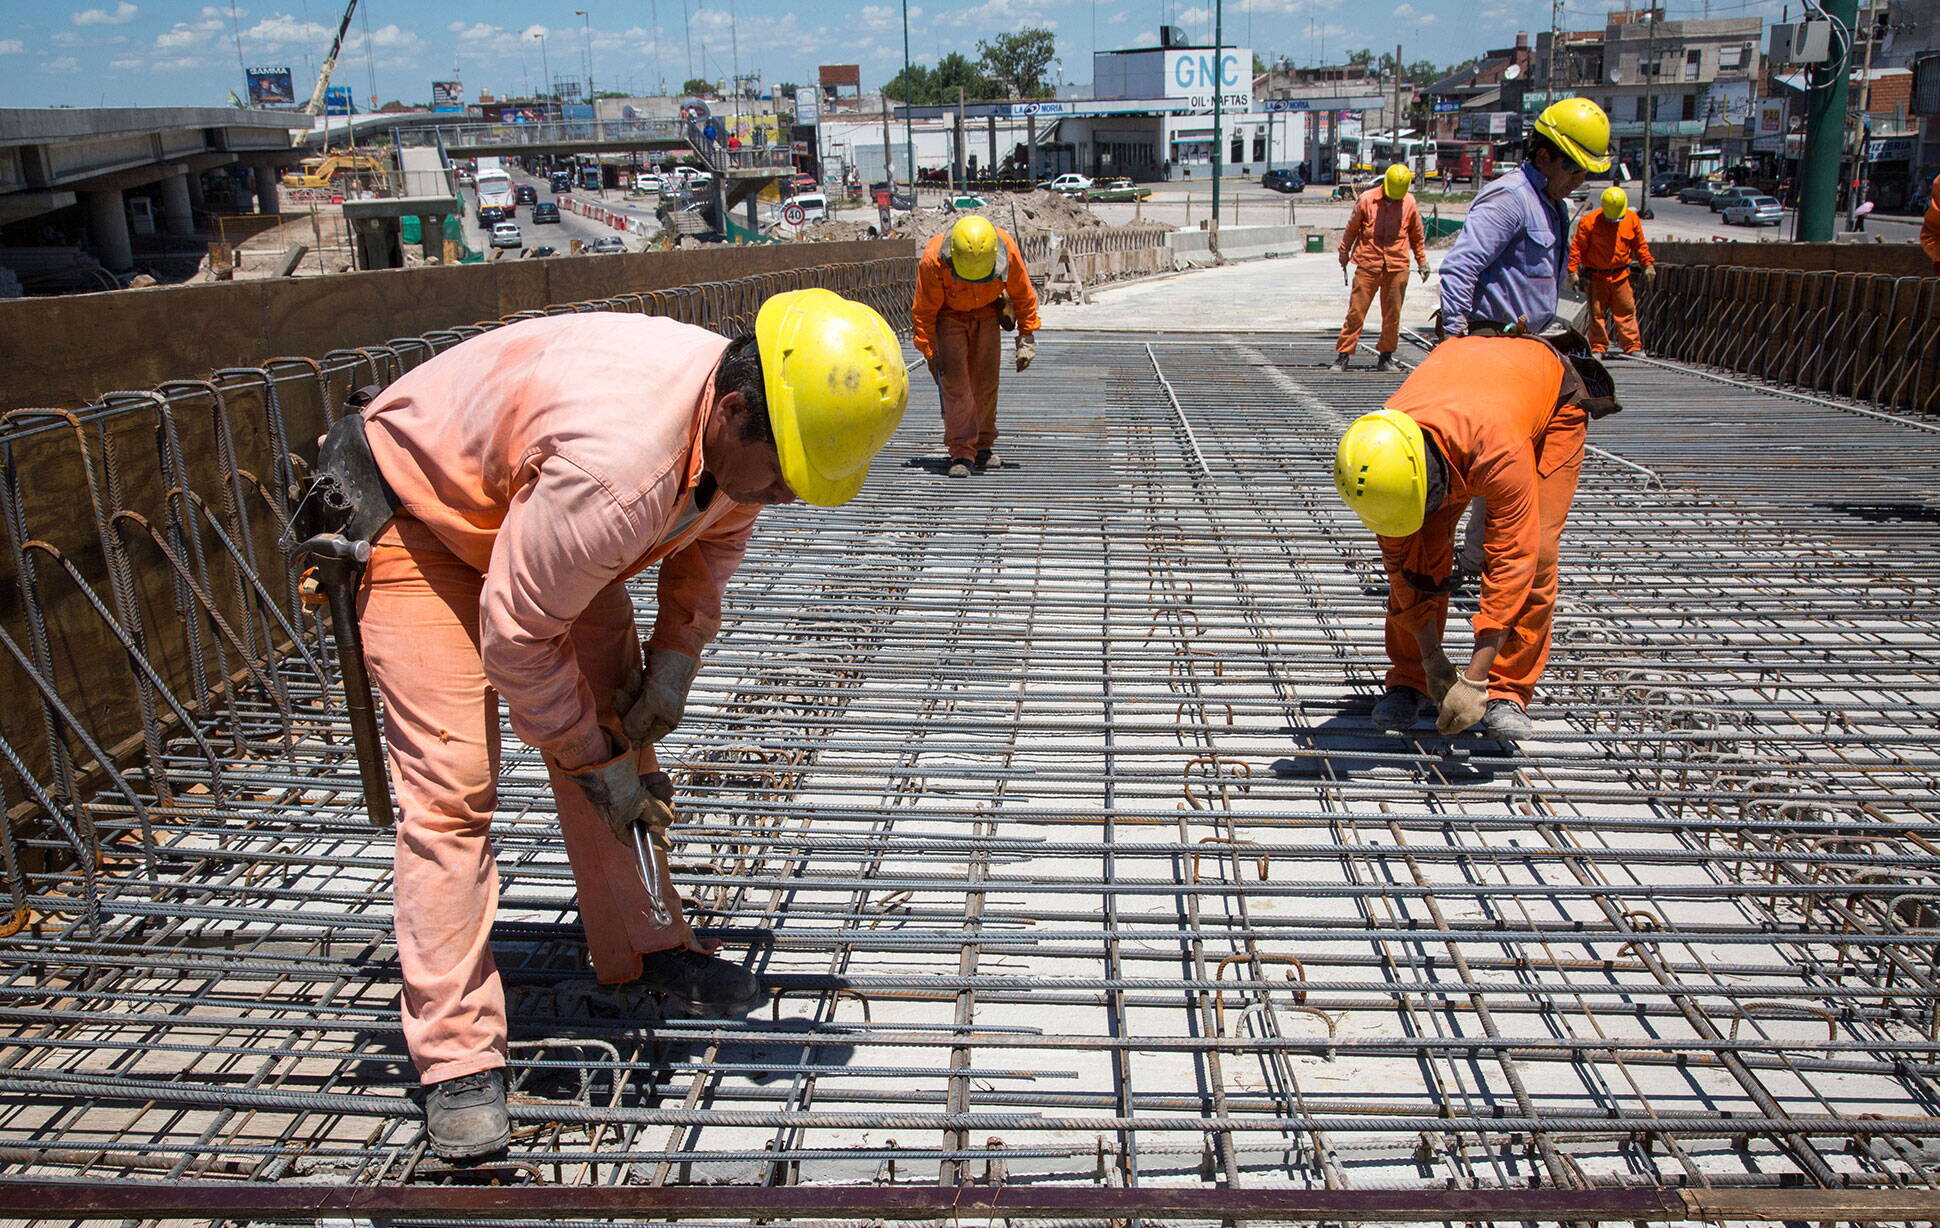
[475,157,514,217]
[1435,141,1495,184]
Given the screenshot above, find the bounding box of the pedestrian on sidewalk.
[1921,176,1940,274]
[912,215,1039,478]
[1332,333,1620,743]
[342,292,907,1161]
[1332,164,1430,373]
[1568,185,1656,359]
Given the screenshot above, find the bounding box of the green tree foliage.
[883,52,999,104]
[977,28,1058,99]
[681,77,714,98]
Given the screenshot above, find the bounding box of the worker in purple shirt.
[1437,99,1614,338]
[1438,98,1613,570]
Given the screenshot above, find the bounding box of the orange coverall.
[1921,178,1940,275]
[913,226,1040,463]
[360,313,763,1085]
[1568,210,1654,355]
[1376,336,1588,707]
[1337,186,1427,356]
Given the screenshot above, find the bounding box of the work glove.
[568,744,677,845]
[1417,264,1431,284]
[1644,264,1658,283]
[1435,676,1489,736]
[1424,648,1461,705]
[1015,334,1035,372]
[1568,272,1584,292]
[616,646,701,747]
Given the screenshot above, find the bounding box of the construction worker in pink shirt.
[298,290,908,1161]
[1333,163,1431,373]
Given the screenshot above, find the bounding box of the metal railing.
[1639,263,1940,416]
[398,118,687,150]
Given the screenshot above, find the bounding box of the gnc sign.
[1164,47,1250,99]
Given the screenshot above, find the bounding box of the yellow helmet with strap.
[1334,408,1430,538]
[1600,185,1629,220]
[1533,97,1613,173]
[1383,164,1414,200]
[945,215,1000,281]
[755,288,910,507]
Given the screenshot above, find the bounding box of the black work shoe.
[974,449,1000,470]
[1373,352,1397,373]
[1484,698,1533,741]
[636,948,767,1018]
[424,1068,510,1161]
[1369,686,1428,733]
[1329,353,1351,372]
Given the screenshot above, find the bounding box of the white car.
[489,221,522,249]
[671,166,713,188]
[1041,173,1093,195]
[634,173,668,193]
[775,192,829,223]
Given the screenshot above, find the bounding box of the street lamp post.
[900,0,915,193]
[534,32,552,117]
[575,10,594,105]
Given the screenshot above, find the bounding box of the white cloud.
[44,55,81,70]
[1107,10,1129,22]
[364,23,419,49]
[1130,29,1158,46]
[156,23,209,48]
[50,30,82,45]
[72,2,139,25]
[0,39,24,53]
[108,55,142,68]
[244,13,329,45]
[521,23,550,39]
[152,54,201,69]
[1392,3,1437,23]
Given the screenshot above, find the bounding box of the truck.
[280,150,388,192]
[475,157,515,218]
[579,164,602,191]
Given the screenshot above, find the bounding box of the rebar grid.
[3,331,1940,1224]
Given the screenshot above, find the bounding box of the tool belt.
[285,386,402,550]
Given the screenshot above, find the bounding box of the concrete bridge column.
[85,187,134,273]
[250,160,281,216]
[184,168,207,210]
[159,172,194,236]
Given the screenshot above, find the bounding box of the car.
[1649,173,1691,197]
[489,221,522,249]
[1261,168,1306,193]
[1676,182,1718,206]
[587,235,627,254]
[948,194,989,209]
[528,244,559,257]
[634,172,667,193]
[789,174,818,193]
[1721,194,1784,226]
[774,192,829,222]
[477,204,507,226]
[550,173,572,192]
[530,201,560,224]
[671,166,712,188]
[1039,173,1093,195]
[1085,178,1152,202]
[513,184,538,205]
[1708,185,1759,213]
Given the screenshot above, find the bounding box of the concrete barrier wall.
[1,239,914,413]
[1167,225,1309,265]
[1655,240,1930,276]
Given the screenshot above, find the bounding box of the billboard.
[432,80,464,113]
[796,85,819,125]
[819,64,861,88]
[1752,98,1786,153]
[246,66,295,106]
[323,86,354,115]
[1164,46,1251,103]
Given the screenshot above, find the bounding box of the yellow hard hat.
[1383,163,1414,200]
[1334,408,1430,538]
[1533,97,1612,173]
[947,214,999,281]
[1600,185,1629,221]
[755,288,910,507]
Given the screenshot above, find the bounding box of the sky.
[2,0,1804,110]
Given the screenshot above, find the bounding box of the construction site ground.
[5,265,1940,1224]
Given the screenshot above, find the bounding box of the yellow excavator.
[281,150,388,190]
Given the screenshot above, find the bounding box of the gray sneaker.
[1483,698,1533,741]
[424,1068,509,1161]
[1329,353,1351,372]
[948,460,971,478]
[1370,686,1428,733]
[1373,352,1396,373]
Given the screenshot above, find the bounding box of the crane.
[302,0,362,117]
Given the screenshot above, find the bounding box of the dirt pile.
[796,189,1144,247]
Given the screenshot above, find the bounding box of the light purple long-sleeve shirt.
[1437,161,1569,336]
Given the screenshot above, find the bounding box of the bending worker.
[1332,332,1619,742]
[1333,163,1430,373]
[913,214,1040,478]
[348,291,907,1159]
[1922,175,1940,275]
[1568,185,1656,359]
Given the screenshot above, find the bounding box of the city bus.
[475,157,515,217]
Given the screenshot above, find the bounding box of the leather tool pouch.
[287,385,402,547]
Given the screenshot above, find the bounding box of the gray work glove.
[616,647,701,747]
[1436,676,1489,736]
[1424,649,1461,705]
[1568,272,1584,292]
[568,746,677,845]
[1417,264,1431,284]
[1015,334,1035,372]
[1644,264,1657,283]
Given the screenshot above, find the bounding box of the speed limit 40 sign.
[782,202,807,225]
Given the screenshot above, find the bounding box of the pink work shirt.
[364,312,761,771]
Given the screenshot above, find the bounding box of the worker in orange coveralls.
[1921,176,1940,275]
[913,214,1040,477]
[1568,186,1656,358]
[349,291,907,1161]
[1333,163,1431,373]
[1332,333,1620,742]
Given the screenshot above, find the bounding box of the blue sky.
[3,0,1799,110]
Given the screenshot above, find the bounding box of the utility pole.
[575,10,593,104]
[1211,0,1224,258]
[1799,0,1857,241]
[1548,0,1563,99]
[901,0,916,195]
[1639,13,1655,218]
[1393,42,1403,167]
[1850,0,1880,230]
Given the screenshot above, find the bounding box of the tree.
[881,63,936,103]
[1253,52,1267,77]
[681,77,713,98]
[977,28,1057,99]
[934,51,996,100]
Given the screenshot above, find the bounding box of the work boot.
[423,1068,510,1161]
[1373,352,1397,373]
[1483,698,1533,741]
[1329,353,1351,372]
[1369,686,1428,733]
[635,948,767,1018]
[1602,349,1626,360]
[948,460,971,478]
[975,449,1000,471]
